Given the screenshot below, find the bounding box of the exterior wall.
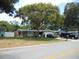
[27,31,34,37]
[4,32,14,37]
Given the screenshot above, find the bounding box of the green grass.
[0,38,63,48]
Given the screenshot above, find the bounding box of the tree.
[64,2,79,37]
[0,21,20,31]
[0,21,9,31]
[58,15,64,28]
[45,15,64,30]
[19,3,60,30]
[10,20,20,31]
[0,0,19,15]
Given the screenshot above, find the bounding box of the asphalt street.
[0,40,79,59]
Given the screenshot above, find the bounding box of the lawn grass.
[0,38,63,48]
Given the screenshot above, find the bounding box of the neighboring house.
[0,27,5,37]
[15,29,56,38]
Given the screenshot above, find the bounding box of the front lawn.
[0,38,63,48]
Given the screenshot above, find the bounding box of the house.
[15,29,55,38]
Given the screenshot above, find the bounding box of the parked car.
[68,32,78,39]
[60,32,70,38]
[60,31,78,39]
[43,32,56,38]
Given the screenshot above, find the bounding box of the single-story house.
[15,29,56,38]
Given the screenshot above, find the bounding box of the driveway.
[0,40,79,59]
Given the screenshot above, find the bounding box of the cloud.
[0,0,76,22]
[0,13,22,23]
[53,0,75,5]
[15,0,75,9]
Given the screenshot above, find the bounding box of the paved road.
[0,40,79,59]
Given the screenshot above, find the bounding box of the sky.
[0,0,77,23]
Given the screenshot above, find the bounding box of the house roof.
[16,29,53,32]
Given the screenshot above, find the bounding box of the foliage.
[0,21,9,31]
[0,21,20,31]
[47,15,64,30]
[64,2,79,30]
[0,0,19,15]
[20,25,30,29]
[19,3,61,30]
[0,21,31,31]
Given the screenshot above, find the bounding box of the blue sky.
[0,0,77,23]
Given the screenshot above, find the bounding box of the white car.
[43,32,55,38]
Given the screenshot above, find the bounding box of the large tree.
[64,2,79,36]
[0,0,19,15]
[0,21,20,31]
[19,3,60,30]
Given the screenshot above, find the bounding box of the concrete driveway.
[0,40,79,59]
